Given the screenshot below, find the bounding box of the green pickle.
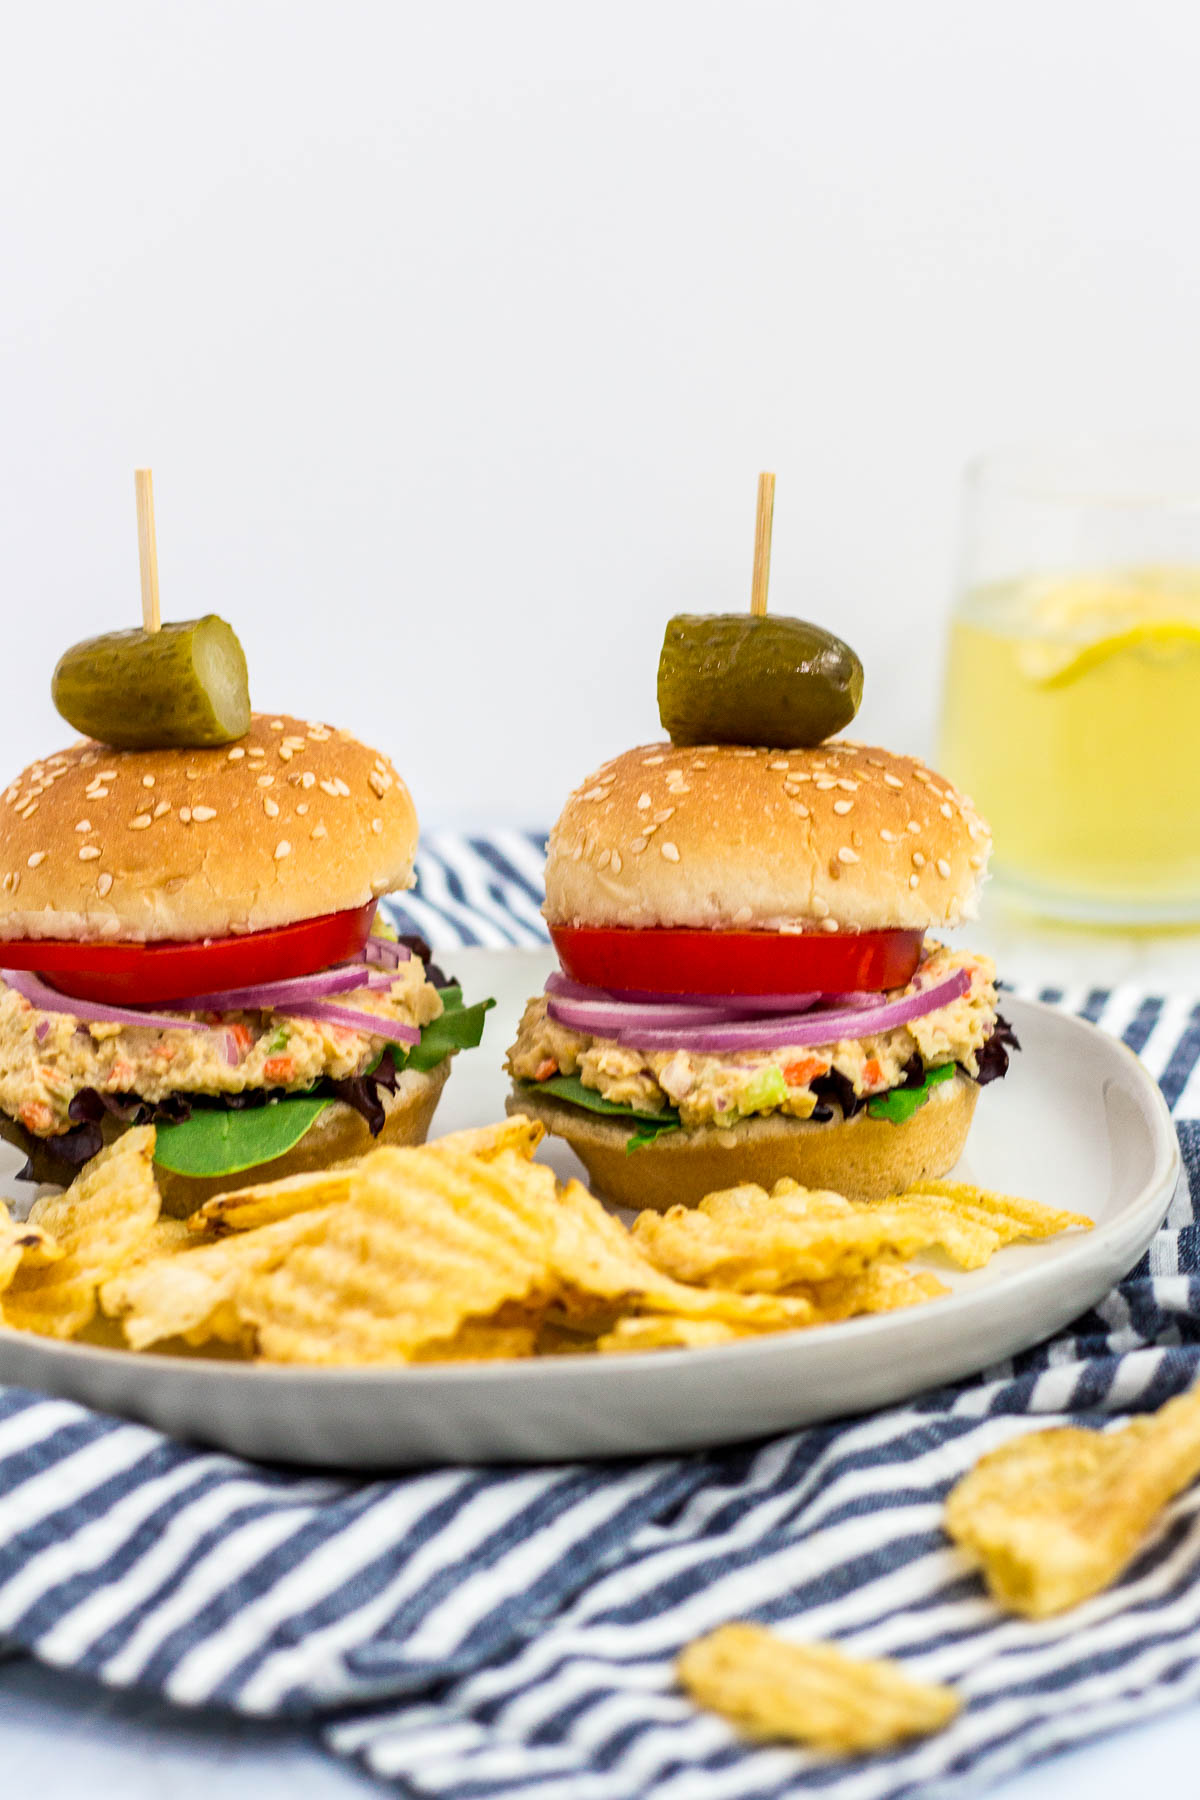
[658,613,864,747]
[52,615,251,750]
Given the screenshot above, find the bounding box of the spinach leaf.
[154,1094,333,1177]
[518,1075,682,1155]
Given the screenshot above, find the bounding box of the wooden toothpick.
[750,471,775,617]
[135,469,161,633]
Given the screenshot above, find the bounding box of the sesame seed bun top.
[0,714,418,942]
[544,741,991,934]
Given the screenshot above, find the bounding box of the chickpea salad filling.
[0,955,447,1139]
[508,944,1008,1133]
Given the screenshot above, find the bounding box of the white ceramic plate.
[0,949,1180,1467]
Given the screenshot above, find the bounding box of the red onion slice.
[612,969,973,1052]
[167,964,374,1012]
[547,994,744,1034]
[3,967,207,1033]
[283,1001,420,1046]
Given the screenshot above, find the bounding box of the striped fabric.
[2,832,1200,1799]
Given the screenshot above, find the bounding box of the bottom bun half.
[508,1072,979,1211]
[156,1062,451,1214]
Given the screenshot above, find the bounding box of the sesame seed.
[880,828,897,842]
[654,808,675,824]
[318,779,339,797]
[692,760,708,770]
[78,845,101,861]
[969,853,984,869]
[97,872,113,896]
[263,797,280,818]
[812,895,830,917]
[883,773,903,788]
[767,759,789,771]
[815,777,837,790]
[789,771,812,783]
[89,787,109,799]
[296,802,309,816]
[837,846,859,864]
[154,801,170,818]
[909,873,920,889]
[937,858,952,879]
[191,805,216,822]
[185,769,199,780]
[27,851,45,868]
[836,778,857,792]
[179,807,192,824]
[2,873,17,894]
[334,778,350,798]
[793,803,811,818]
[142,775,155,787]
[907,821,920,834]
[597,849,611,869]
[571,843,583,860]
[279,746,293,761]
[257,774,275,788]
[19,802,37,818]
[248,745,266,758]
[129,814,152,830]
[75,819,91,833]
[820,917,840,932]
[637,793,651,810]
[275,839,291,859]
[914,769,931,784]
[301,771,315,789]
[270,719,283,730]
[610,850,622,874]
[98,771,117,782]
[661,841,680,862]
[307,727,331,742]
[629,836,648,854]
[368,771,388,798]
[833,799,853,816]
[370,818,382,834]
[940,802,953,819]
[312,822,329,839]
[227,746,245,760]
[282,735,305,750]
[642,755,666,766]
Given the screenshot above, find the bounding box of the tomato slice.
[0,904,377,1006]
[549,923,924,996]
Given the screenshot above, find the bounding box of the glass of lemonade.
[938,442,1200,923]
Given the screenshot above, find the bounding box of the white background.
[4,1,1199,826]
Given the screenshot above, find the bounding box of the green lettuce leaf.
[518,1075,682,1155]
[866,1061,955,1124]
[403,990,494,1072]
[153,986,494,1180]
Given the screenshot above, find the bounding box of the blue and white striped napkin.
[3,830,1200,1800]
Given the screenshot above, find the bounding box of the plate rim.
[0,993,1179,1388]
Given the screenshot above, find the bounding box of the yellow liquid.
[938,570,1200,920]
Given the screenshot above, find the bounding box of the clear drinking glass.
[937,442,1200,923]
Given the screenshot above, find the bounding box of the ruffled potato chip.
[101,1210,337,1350]
[0,1203,60,1297]
[4,1129,159,1339]
[677,1623,960,1753]
[552,1182,814,1331]
[946,1386,1200,1616]
[238,1148,557,1364]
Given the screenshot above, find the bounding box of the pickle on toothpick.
[658,613,864,748]
[51,616,251,750]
